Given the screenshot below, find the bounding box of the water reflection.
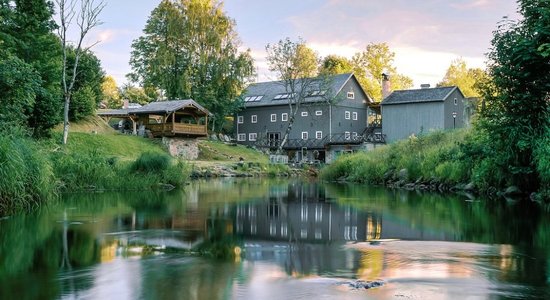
[0,178,549,299]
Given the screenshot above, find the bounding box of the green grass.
[198,140,269,163]
[321,129,471,186]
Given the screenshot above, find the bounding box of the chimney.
[381,72,391,99]
[420,84,431,89]
[123,99,129,109]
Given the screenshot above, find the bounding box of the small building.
[98,99,210,137]
[235,73,383,163]
[380,86,466,142]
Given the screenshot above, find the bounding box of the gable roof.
[97,99,211,117]
[381,86,463,106]
[241,73,371,107]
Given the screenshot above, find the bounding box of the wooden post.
[205,114,208,134]
[132,117,137,135]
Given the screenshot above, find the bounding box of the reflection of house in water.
[234,182,379,243]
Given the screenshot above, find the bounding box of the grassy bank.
[321,129,471,189]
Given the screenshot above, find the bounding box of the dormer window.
[347,92,355,99]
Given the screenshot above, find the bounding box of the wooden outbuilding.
[98,99,210,137]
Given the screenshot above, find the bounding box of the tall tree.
[351,42,413,101]
[128,0,255,131]
[266,38,324,153]
[319,55,353,75]
[101,75,121,108]
[0,0,63,137]
[478,0,550,192]
[438,58,487,98]
[55,0,105,144]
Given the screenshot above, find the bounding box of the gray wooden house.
[380,86,466,142]
[234,73,383,163]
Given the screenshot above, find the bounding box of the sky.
[83,0,520,88]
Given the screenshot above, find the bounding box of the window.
[237,133,245,141]
[244,95,263,102]
[454,98,458,105]
[249,133,257,141]
[302,131,308,140]
[270,114,277,122]
[281,113,288,121]
[345,131,351,140]
[345,111,351,120]
[301,111,308,117]
[352,112,358,120]
[347,92,355,99]
[251,115,257,123]
[315,110,322,116]
[316,131,323,139]
[352,132,358,140]
[237,116,243,124]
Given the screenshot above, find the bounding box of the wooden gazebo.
[98,99,211,137]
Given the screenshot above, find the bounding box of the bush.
[130,152,170,173]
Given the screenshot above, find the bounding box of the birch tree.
[265,38,321,153]
[55,0,104,144]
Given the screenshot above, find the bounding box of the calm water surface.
[1,178,549,299]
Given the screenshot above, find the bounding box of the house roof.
[241,73,371,107]
[381,86,462,105]
[97,99,211,117]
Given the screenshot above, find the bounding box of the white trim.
[301,111,308,117]
[270,114,277,122]
[345,111,350,120]
[352,112,358,120]
[316,131,323,139]
[345,131,351,140]
[237,133,245,141]
[301,131,308,140]
[237,116,243,124]
[249,133,257,141]
[251,115,257,123]
[281,113,288,121]
[315,110,322,116]
[347,92,355,99]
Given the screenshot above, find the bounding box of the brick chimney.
[381,72,391,100]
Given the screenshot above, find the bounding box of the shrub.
[130,152,170,173]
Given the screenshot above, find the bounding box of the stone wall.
[162,137,201,160]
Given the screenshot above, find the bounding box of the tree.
[128,0,255,131]
[351,43,413,101]
[319,55,353,75]
[55,0,105,144]
[101,75,121,108]
[477,0,550,192]
[438,58,487,98]
[266,38,324,153]
[1,0,63,137]
[120,85,154,105]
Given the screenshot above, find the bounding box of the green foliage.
[437,58,487,98]
[475,0,550,193]
[120,84,154,105]
[128,0,255,130]
[130,152,170,173]
[70,86,96,121]
[0,51,42,132]
[319,55,353,75]
[0,135,56,216]
[321,130,471,185]
[102,75,121,108]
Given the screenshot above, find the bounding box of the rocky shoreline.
[190,161,319,179]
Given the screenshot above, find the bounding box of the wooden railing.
[147,123,207,136]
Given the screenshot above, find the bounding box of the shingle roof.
[381,86,458,105]
[97,99,211,116]
[241,73,368,107]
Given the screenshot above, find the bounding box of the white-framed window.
[249,133,257,141]
[352,112,358,120]
[281,113,288,121]
[315,110,322,116]
[302,131,308,140]
[301,111,308,117]
[237,116,243,124]
[454,98,458,105]
[237,133,245,141]
[352,132,358,139]
[345,111,351,119]
[270,114,277,122]
[251,115,257,123]
[316,131,323,139]
[347,92,355,99]
[345,131,351,140]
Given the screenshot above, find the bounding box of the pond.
[1,178,549,299]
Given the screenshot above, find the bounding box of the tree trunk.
[62,95,70,144]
